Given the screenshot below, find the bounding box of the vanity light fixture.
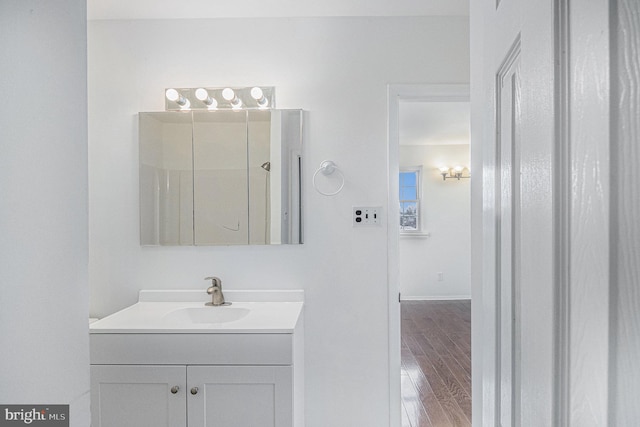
[439,165,470,181]
[164,87,276,111]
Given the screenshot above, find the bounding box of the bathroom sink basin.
[163,306,251,324]
[90,290,304,333]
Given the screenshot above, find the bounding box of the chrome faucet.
[205,276,228,306]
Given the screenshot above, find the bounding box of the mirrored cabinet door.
[193,111,249,245]
[139,112,194,246]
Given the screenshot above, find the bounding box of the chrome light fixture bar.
[439,165,470,181]
[164,86,275,111]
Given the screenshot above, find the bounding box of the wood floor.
[401,300,472,427]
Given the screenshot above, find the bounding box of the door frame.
[387,84,470,427]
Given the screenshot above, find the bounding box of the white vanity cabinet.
[89,291,305,427]
[91,364,293,427]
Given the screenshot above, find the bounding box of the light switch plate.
[353,207,382,226]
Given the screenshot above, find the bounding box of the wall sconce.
[164,86,275,111]
[439,165,470,181]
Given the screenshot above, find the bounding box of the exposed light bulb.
[250,87,263,100]
[165,88,189,107]
[222,88,235,101]
[250,87,269,108]
[195,88,209,101]
[221,87,242,108]
[195,88,217,108]
[165,88,180,102]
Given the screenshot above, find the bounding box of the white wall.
[0,1,90,425]
[88,16,469,427]
[399,144,471,299]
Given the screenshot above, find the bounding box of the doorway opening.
[387,85,471,427]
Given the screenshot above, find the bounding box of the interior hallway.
[401,300,472,427]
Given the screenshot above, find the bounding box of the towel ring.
[313,160,345,196]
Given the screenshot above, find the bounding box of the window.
[399,168,421,232]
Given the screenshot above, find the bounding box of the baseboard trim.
[401,295,471,301]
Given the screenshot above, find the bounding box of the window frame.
[399,166,423,234]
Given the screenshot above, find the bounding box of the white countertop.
[90,290,304,334]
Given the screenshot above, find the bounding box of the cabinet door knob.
[170,386,180,394]
[190,387,199,395]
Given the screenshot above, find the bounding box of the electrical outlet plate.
[353,207,382,226]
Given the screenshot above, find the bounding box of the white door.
[472,0,556,424]
[91,365,187,427]
[471,0,612,426]
[187,365,293,427]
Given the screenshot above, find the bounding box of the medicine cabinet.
[139,109,303,246]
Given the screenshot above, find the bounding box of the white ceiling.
[88,0,469,20]
[399,101,470,146]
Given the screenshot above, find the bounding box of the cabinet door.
[91,365,187,427]
[187,366,292,427]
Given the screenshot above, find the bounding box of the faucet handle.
[204,276,222,288]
